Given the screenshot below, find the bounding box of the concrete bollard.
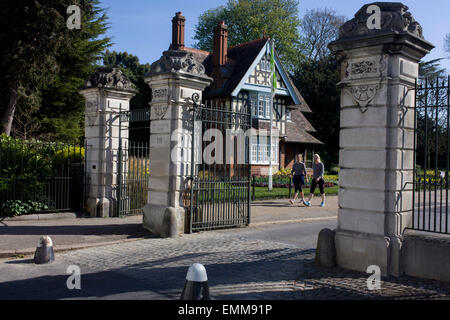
[180,263,211,300]
[315,228,336,268]
[34,236,55,264]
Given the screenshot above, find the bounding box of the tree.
[193,0,303,70]
[300,8,346,61]
[103,51,152,142]
[0,0,70,135]
[419,59,446,79]
[38,0,111,143]
[293,56,341,168]
[0,0,111,142]
[445,33,450,56]
[103,51,152,111]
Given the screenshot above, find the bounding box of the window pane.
[258,101,265,117]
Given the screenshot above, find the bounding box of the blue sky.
[102,0,450,72]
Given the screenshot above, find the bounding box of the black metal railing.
[113,107,150,217]
[413,77,450,234]
[188,93,252,232]
[0,137,87,216]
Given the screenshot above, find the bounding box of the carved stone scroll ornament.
[153,89,168,100]
[348,84,381,113]
[352,60,377,75]
[152,105,169,120]
[84,67,136,91]
[85,99,99,126]
[149,50,206,76]
[339,3,423,40]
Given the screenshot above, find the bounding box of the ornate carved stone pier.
[329,2,434,276]
[143,14,212,237]
[80,67,137,217]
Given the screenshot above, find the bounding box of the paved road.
[0,219,336,300]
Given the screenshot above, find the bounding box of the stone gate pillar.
[328,3,434,276]
[80,67,137,217]
[143,48,212,238]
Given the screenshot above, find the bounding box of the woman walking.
[289,153,307,206]
[304,154,326,207]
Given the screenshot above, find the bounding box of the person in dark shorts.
[289,153,307,206]
[304,154,326,207]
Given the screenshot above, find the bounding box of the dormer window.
[286,109,292,120]
[260,59,271,72]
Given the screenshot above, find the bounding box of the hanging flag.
[270,39,277,93]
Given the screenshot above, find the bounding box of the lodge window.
[250,93,271,120]
[258,100,265,117]
[250,136,279,165]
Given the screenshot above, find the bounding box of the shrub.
[53,145,85,169]
[274,168,292,178]
[1,200,49,217]
[0,135,85,214]
[330,166,340,174]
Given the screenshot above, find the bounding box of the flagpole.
[268,38,275,191]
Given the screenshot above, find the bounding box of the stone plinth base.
[143,204,185,238]
[401,229,450,282]
[87,197,116,218]
[335,229,390,276]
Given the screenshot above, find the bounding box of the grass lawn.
[253,185,339,201]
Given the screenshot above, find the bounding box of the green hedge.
[0,134,85,216]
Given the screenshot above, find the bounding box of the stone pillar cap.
[146,50,212,82]
[83,67,137,93]
[329,2,434,56]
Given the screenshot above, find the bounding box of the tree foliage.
[293,56,341,168]
[419,59,446,79]
[0,0,70,135]
[0,0,111,143]
[445,33,450,57]
[103,50,152,109]
[38,0,111,143]
[300,8,346,61]
[103,50,152,142]
[193,0,303,70]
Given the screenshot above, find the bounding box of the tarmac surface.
[0,197,338,258]
[1,196,449,300]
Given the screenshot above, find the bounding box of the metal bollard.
[34,236,55,264]
[180,263,211,300]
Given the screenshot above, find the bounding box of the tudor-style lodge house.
[165,12,322,175]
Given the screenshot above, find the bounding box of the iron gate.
[413,76,450,234]
[114,107,150,216]
[188,93,252,232]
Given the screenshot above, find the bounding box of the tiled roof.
[285,109,323,144]
[195,38,269,98]
[184,47,210,64]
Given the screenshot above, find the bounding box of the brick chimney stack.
[170,12,185,50]
[213,21,228,68]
